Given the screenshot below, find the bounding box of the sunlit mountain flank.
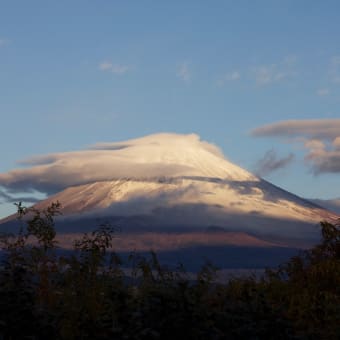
[1,133,337,269]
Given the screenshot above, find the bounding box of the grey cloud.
[0,190,12,203]
[306,150,340,174]
[252,119,340,175]
[254,150,294,177]
[18,155,60,166]
[0,188,41,205]
[89,144,130,151]
[251,119,340,140]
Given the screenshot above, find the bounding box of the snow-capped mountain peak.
[0,133,338,257]
[90,132,257,181]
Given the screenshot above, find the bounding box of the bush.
[0,202,339,339]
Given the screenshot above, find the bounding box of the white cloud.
[218,71,241,86]
[253,56,296,86]
[227,71,240,81]
[252,119,340,174]
[99,61,113,71]
[254,65,276,85]
[99,61,129,74]
[176,62,191,82]
[304,139,325,152]
[316,88,330,96]
[254,65,287,85]
[0,133,225,195]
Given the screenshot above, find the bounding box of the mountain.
[0,133,338,269]
[308,198,340,214]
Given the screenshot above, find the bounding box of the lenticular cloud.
[0,133,251,195]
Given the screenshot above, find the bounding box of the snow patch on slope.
[1,133,338,247]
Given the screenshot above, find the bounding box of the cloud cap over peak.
[0,133,254,196]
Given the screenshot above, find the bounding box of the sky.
[0,1,340,218]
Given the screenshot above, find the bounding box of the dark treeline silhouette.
[0,202,339,339]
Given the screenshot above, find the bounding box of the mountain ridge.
[0,133,338,268]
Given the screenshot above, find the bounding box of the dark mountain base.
[117,245,301,271]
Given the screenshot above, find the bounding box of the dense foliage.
[0,202,339,339]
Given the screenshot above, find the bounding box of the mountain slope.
[309,198,340,214]
[0,133,338,268]
[21,133,337,241]
[30,176,334,245]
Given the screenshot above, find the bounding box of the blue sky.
[1,1,340,218]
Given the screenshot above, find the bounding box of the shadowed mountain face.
[309,198,340,214]
[0,133,338,269]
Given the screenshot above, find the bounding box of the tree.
[0,202,339,339]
